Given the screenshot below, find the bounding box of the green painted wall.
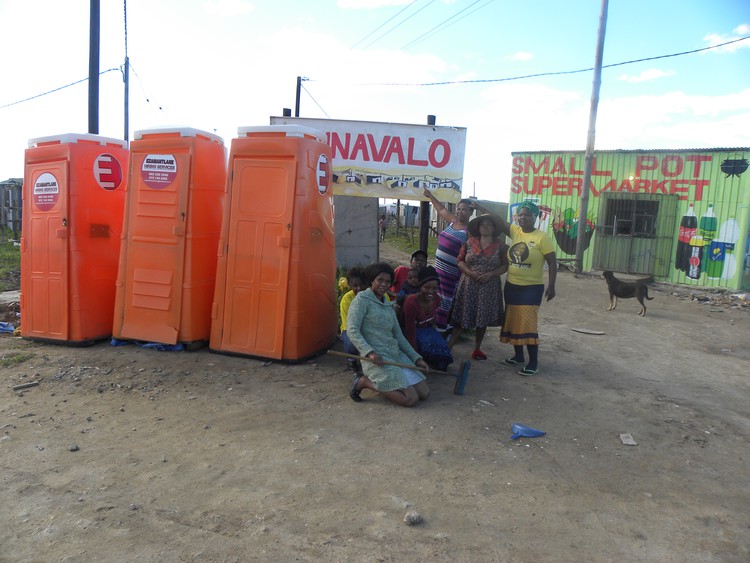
[509,148,750,290]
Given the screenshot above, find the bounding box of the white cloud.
[617,68,676,83]
[703,23,750,53]
[504,52,534,62]
[338,0,413,8]
[204,0,254,17]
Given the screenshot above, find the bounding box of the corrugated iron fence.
[0,179,22,241]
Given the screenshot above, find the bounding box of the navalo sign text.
[511,152,720,201]
[270,116,466,203]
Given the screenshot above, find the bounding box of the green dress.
[346,288,424,392]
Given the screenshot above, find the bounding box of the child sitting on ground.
[339,266,365,374]
[394,268,421,324]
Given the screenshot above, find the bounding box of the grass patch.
[0,352,33,368]
[0,239,21,292]
[381,228,438,258]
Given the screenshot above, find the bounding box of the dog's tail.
[644,287,653,300]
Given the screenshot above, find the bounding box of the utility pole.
[419,115,436,253]
[575,0,609,273]
[88,0,100,134]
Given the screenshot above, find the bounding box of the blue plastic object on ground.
[511,423,546,440]
[0,322,14,333]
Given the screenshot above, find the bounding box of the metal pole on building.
[123,56,129,141]
[123,0,129,141]
[575,0,609,273]
[295,76,302,117]
[420,115,436,253]
[88,0,100,134]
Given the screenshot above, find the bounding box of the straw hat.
[468,213,502,237]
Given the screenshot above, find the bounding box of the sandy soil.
[1,245,749,562]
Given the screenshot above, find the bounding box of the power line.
[402,0,494,51]
[351,0,419,49]
[301,83,330,118]
[358,34,750,86]
[0,68,121,110]
[361,0,438,50]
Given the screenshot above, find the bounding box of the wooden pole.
[575,0,609,273]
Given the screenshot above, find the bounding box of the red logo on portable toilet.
[316,154,330,194]
[94,153,124,191]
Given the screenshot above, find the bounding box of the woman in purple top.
[423,188,475,328]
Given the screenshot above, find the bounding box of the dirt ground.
[1,244,749,562]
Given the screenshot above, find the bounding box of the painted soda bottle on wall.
[687,235,706,280]
[675,203,697,272]
[698,203,718,265]
[719,217,740,281]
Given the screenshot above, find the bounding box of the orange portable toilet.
[113,128,226,347]
[210,125,337,361]
[21,133,129,345]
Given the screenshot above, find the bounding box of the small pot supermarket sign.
[94,153,124,191]
[141,154,177,189]
[33,172,60,211]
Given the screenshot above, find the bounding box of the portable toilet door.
[113,128,226,347]
[210,125,338,361]
[21,134,128,345]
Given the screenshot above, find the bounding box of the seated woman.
[401,266,454,372]
[346,262,430,407]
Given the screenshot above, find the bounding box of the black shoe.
[349,375,363,402]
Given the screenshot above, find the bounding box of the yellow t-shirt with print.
[506,224,555,286]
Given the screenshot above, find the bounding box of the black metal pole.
[295,76,302,117]
[88,0,100,134]
[419,115,436,253]
[123,56,129,141]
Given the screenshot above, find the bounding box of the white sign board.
[270,116,466,203]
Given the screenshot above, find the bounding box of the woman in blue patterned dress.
[422,188,474,328]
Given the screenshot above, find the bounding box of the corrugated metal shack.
[509,148,750,290]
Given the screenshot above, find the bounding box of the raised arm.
[423,188,457,224]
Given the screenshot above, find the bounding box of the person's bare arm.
[544,252,557,301]
[423,188,457,224]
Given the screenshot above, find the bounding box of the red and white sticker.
[316,153,330,194]
[94,153,124,191]
[141,154,177,189]
[33,172,60,211]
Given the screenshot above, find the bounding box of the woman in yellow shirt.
[497,201,557,376]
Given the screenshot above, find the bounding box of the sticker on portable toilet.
[33,172,60,211]
[316,154,330,194]
[141,154,177,189]
[94,153,124,191]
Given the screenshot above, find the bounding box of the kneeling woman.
[347,263,430,407]
[401,266,454,371]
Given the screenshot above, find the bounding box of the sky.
[1,0,748,202]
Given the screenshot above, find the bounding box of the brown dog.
[602,271,653,316]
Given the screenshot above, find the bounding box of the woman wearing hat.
[347,262,431,406]
[497,201,557,376]
[447,214,509,359]
[401,266,454,371]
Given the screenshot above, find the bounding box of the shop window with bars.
[601,199,659,238]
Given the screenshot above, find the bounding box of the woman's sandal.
[471,349,487,361]
[518,367,538,376]
[503,357,523,366]
[349,374,363,402]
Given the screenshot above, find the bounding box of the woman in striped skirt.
[423,188,475,329]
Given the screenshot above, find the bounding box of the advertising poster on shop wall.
[270,116,466,203]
